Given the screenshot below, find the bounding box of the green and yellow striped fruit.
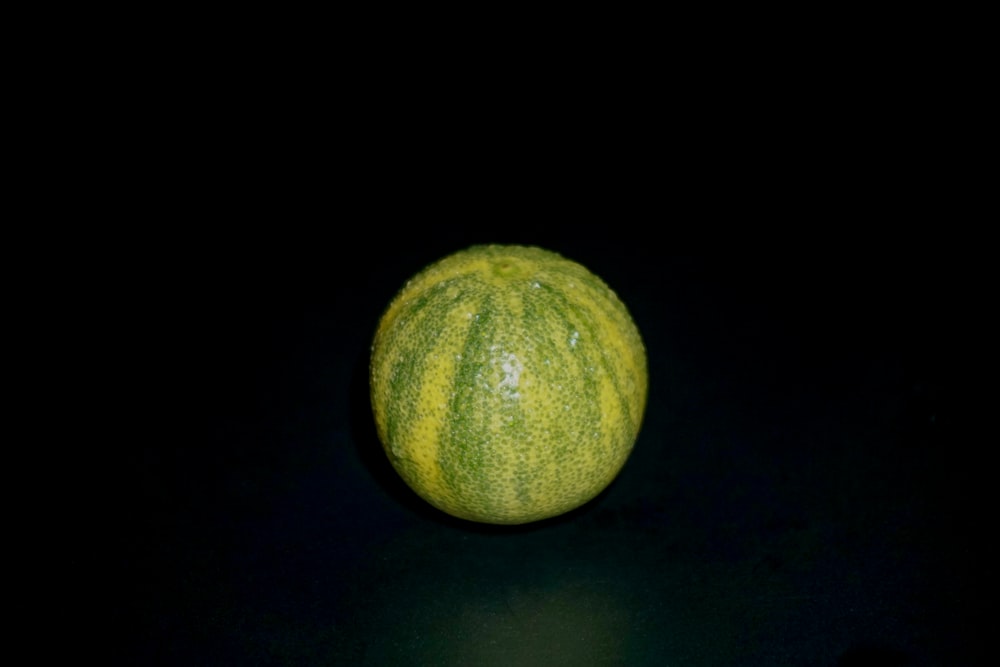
[369,244,648,525]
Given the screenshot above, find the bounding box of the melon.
[369,244,647,524]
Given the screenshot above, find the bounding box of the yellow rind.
[370,244,648,524]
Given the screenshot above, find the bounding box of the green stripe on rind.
[376,281,442,449]
[537,281,634,488]
[373,279,465,459]
[522,283,600,487]
[438,292,498,515]
[545,261,647,420]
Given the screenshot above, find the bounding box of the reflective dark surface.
[104,228,980,665]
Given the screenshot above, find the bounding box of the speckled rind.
[370,245,648,525]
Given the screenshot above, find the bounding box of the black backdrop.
[99,218,981,666]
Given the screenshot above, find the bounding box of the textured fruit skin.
[369,245,648,525]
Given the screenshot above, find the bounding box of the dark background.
[94,218,984,666]
[43,14,991,663]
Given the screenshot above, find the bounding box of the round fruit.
[369,244,648,525]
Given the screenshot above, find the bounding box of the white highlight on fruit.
[497,351,523,399]
[569,331,580,348]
